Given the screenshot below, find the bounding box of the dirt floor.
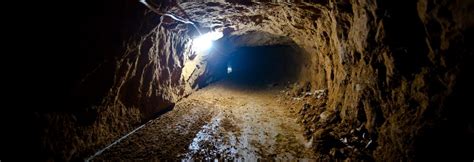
[93,80,315,161]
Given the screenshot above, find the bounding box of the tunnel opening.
[220,45,303,88]
[195,32,308,91]
[190,31,309,90]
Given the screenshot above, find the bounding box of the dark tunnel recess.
[203,44,305,88]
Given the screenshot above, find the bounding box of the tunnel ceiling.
[33,0,474,161]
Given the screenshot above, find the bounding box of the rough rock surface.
[181,1,474,160]
[35,0,473,161]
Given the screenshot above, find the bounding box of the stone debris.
[314,89,327,99]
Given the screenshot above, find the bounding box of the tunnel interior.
[208,45,304,88]
[16,0,474,161]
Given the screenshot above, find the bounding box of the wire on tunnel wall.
[139,0,202,35]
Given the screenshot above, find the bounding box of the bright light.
[227,66,232,74]
[192,31,223,52]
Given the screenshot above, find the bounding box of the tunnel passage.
[28,0,474,161]
[204,44,305,88]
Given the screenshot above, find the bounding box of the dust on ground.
[94,80,315,160]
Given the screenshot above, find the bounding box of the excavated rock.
[38,0,473,161]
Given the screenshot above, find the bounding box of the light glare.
[192,31,223,52]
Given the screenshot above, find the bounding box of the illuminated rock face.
[38,0,472,161]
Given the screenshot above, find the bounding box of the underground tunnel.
[222,45,302,86]
[201,34,306,89]
[13,0,474,161]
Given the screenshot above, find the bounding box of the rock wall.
[35,0,473,160]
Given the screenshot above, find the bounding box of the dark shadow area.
[2,0,153,160]
[414,29,474,161]
[202,45,304,90]
[225,45,302,87]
